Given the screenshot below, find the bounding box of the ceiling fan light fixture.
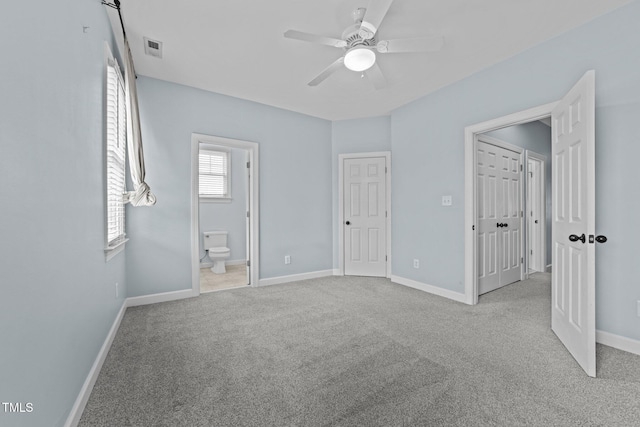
[344,47,376,72]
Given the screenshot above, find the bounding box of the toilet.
[203,231,230,274]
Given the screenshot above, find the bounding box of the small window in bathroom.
[199,149,230,199]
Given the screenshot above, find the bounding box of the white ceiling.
[108,0,631,121]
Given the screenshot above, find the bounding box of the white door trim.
[338,151,391,278]
[525,150,547,275]
[191,133,260,295]
[464,102,558,304]
[476,134,525,292]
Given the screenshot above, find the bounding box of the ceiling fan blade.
[284,30,347,48]
[358,0,394,39]
[365,62,386,90]
[308,57,345,86]
[377,36,444,53]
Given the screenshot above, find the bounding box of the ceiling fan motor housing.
[342,24,377,50]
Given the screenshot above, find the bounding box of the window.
[105,52,127,253]
[199,149,230,199]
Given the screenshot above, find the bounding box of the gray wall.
[199,146,247,263]
[126,77,333,296]
[390,0,640,341]
[486,121,552,267]
[0,1,127,425]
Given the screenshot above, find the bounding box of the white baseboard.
[332,268,341,276]
[126,289,195,307]
[258,269,334,287]
[596,330,640,356]
[391,275,467,304]
[64,300,127,427]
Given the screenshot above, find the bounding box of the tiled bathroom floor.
[200,264,248,293]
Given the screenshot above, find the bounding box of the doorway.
[198,144,249,292]
[338,152,391,277]
[190,133,259,294]
[464,71,598,377]
[465,100,557,303]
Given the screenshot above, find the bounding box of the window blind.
[106,60,127,246]
[199,150,229,197]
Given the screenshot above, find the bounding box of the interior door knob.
[569,234,586,244]
[595,235,608,243]
[345,221,351,225]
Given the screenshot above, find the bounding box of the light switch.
[442,195,452,206]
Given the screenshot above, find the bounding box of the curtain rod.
[102,0,127,40]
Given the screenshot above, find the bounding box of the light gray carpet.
[79,274,640,426]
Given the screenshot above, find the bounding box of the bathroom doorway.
[190,133,259,294]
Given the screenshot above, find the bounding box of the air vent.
[143,37,163,58]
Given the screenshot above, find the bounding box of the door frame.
[338,151,391,278]
[464,102,557,304]
[525,150,547,275]
[190,133,260,295]
[476,134,525,293]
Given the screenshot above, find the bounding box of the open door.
[551,71,596,377]
[245,150,251,285]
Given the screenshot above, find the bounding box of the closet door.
[478,140,522,294]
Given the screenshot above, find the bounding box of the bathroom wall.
[199,146,248,263]
[485,121,552,267]
[0,2,127,426]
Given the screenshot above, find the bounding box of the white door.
[344,157,387,277]
[245,151,251,285]
[551,71,596,377]
[527,155,545,273]
[477,140,522,294]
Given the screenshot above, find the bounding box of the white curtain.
[123,38,156,206]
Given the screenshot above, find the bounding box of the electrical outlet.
[284,255,291,265]
[413,259,419,269]
[115,282,119,298]
[442,195,452,206]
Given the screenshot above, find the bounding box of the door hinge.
[385,167,388,173]
[247,211,250,218]
[385,255,388,261]
[521,211,523,217]
[385,211,388,217]
[247,260,251,267]
[521,257,524,264]
[520,164,523,171]
[246,161,250,168]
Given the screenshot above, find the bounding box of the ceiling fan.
[284,0,444,89]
